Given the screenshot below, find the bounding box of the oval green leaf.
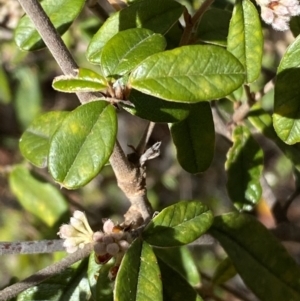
[100,28,166,77]
[20,111,69,168]
[87,0,184,63]
[170,102,215,173]
[52,68,107,93]
[225,125,263,211]
[115,238,162,301]
[9,165,68,227]
[227,0,263,83]
[273,34,300,144]
[123,89,190,123]
[154,246,200,287]
[48,101,117,189]
[197,8,231,46]
[143,200,213,247]
[129,45,245,102]
[158,258,203,301]
[15,0,85,51]
[0,64,11,104]
[17,259,90,301]
[209,213,300,301]
[249,105,300,171]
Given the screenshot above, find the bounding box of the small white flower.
[256,0,300,31]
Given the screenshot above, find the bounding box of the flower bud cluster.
[93,219,132,264]
[256,0,300,31]
[57,210,94,253]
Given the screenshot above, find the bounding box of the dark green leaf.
[129,45,245,102]
[290,16,300,37]
[101,28,166,77]
[20,111,69,168]
[248,105,300,171]
[87,0,184,63]
[115,238,162,301]
[227,0,263,83]
[273,35,300,144]
[17,259,90,301]
[14,0,85,51]
[143,200,213,247]
[209,213,300,301]
[123,89,190,123]
[212,257,237,285]
[154,246,200,287]
[48,101,117,189]
[158,258,203,301]
[197,8,231,46]
[170,102,215,173]
[226,125,263,211]
[52,68,107,93]
[9,165,67,227]
[14,67,42,129]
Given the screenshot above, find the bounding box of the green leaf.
[143,200,213,247]
[52,68,108,93]
[129,45,245,102]
[158,258,203,301]
[14,67,42,129]
[48,101,117,189]
[9,165,68,227]
[154,246,200,287]
[209,213,300,301]
[87,0,184,63]
[17,259,90,301]
[225,125,263,211]
[0,63,11,104]
[273,35,300,144]
[14,0,85,51]
[227,0,263,83]
[212,257,237,285]
[100,28,166,77]
[20,111,69,168]
[87,253,113,301]
[123,89,190,123]
[115,238,162,301]
[170,102,215,173]
[248,105,300,171]
[197,8,231,46]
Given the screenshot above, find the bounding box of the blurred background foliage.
[0,0,300,300]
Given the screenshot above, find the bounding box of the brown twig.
[0,244,93,301]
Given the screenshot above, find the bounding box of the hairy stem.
[0,244,93,301]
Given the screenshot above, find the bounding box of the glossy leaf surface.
[17,259,90,301]
[143,200,213,247]
[115,238,162,301]
[226,125,263,211]
[130,45,245,102]
[197,8,231,46]
[158,259,203,301]
[210,213,300,301]
[48,101,117,189]
[154,246,200,287]
[170,102,215,173]
[87,0,183,63]
[20,111,69,168]
[15,0,85,51]
[9,165,67,227]
[248,105,300,171]
[227,0,263,83]
[273,35,300,144]
[123,90,190,122]
[52,68,107,93]
[101,28,166,77]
